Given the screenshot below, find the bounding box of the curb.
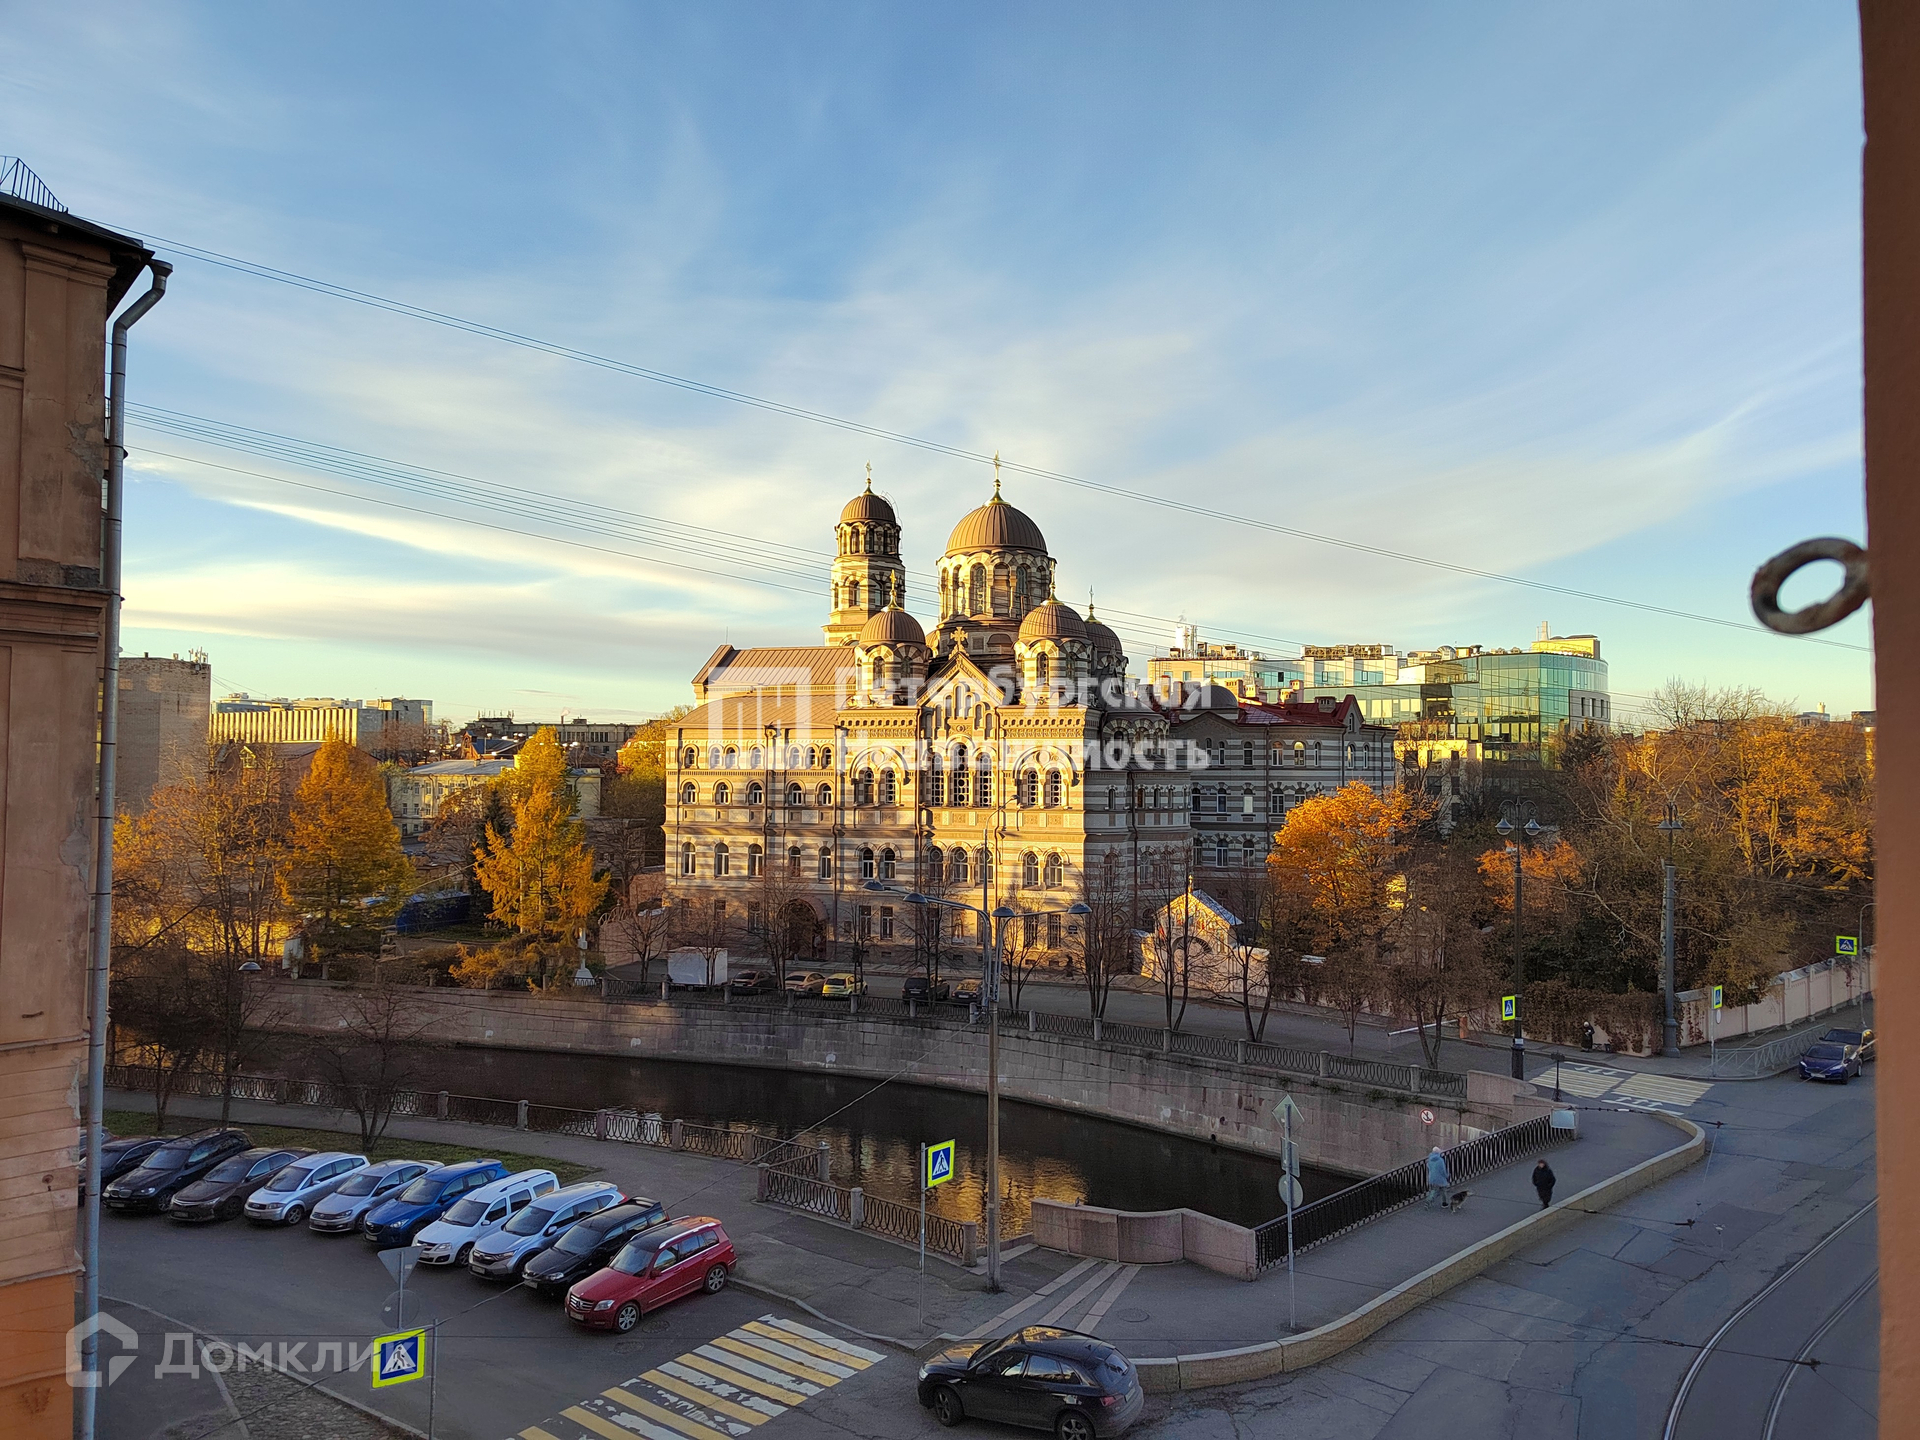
[1129,1110,1707,1393]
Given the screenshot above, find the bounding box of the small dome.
[1019,597,1088,644]
[1084,605,1123,657]
[858,606,926,647]
[946,494,1047,555]
[841,488,897,525]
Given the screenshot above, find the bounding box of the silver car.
[309,1159,432,1234]
[467,1181,625,1281]
[244,1152,368,1226]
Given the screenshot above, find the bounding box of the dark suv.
[362,1160,507,1247]
[917,1327,1143,1438]
[168,1147,313,1223]
[902,976,951,1003]
[103,1129,252,1214]
[522,1198,669,1297]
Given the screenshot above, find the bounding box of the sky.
[2,2,1872,727]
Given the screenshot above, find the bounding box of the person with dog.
[1425,1146,1452,1211]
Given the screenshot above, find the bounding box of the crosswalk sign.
[1501,995,1517,1022]
[925,1139,955,1189]
[371,1328,425,1389]
[1711,985,1724,1010]
[1836,935,1859,956]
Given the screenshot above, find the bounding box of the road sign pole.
[918,1142,927,1325]
[427,1321,436,1440]
[1284,1106,1296,1331]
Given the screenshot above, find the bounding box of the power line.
[135,234,1869,655]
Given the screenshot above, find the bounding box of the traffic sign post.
[1836,935,1859,957]
[1501,994,1517,1023]
[1710,985,1724,1066]
[918,1139,954,1326]
[371,1328,425,1389]
[1273,1094,1302,1330]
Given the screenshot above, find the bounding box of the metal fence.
[1709,1030,1824,1079]
[751,1160,979,1264]
[1252,1113,1569,1270]
[757,1165,852,1223]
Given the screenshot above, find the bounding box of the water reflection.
[267,1043,1346,1233]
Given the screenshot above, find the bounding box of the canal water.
[264,1042,1349,1235]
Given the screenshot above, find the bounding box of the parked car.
[729,968,775,996]
[785,971,828,997]
[104,1130,252,1214]
[167,1148,312,1223]
[414,1169,559,1266]
[902,976,951,1004]
[821,973,867,998]
[951,978,982,1005]
[1820,1026,1876,1062]
[917,1327,1144,1438]
[522,1198,671,1298]
[564,1217,736,1332]
[1799,1041,1863,1083]
[362,1160,508,1246]
[309,1159,433,1234]
[243,1152,369,1226]
[469,1181,627,1281]
[85,1135,173,1194]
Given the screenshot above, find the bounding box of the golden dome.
[858,605,926,647]
[1084,604,1123,657]
[840,487,897,524]
[1018,596,1087,644]
[945,480,1047,555]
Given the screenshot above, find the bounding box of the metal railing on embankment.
[1252,1113,1571,1271]
[602,981,1470,1104]
[753,1155,979,1266]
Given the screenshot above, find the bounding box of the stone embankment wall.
[253,982,1539,1178]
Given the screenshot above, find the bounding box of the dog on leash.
[1447,1189,1471,1212]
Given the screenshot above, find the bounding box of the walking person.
[1425,1146,1452,1211]
[1532,1159,1557,1209]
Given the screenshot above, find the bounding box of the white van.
[414,1168,558,1266]
[467,1180,627,1280]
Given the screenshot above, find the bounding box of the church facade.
[664,476,1399,964]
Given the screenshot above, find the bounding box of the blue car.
[1799,1042,1862,1083]
[362,1159,507,1246]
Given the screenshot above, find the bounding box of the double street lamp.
[1495,809,1543,1081]
[866,879,1090,1292]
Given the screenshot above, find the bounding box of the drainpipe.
[80,258,170,1440]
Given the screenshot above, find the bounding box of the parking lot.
[97,1185,937,1440]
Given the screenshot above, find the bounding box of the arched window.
[860,847,876,880]
[714,842,731,877]
[713,781,731,806]
[724,747,738,768]
[747,843,763,877]
[950,747,971,807]
[787,845,802,878]
[1021,851,1040,888]
[879,769,897,805]
[1045,770,1063,807]
[746,781,764,805]
[848,580,862,610]
[817,783,833,807]
[680,781,697,805]
[855,767,874,806]
[880,847,897,880]
[976,755,993,808]
[787,746,802,769]
[927,847,945,885]
[1242,785,1255,815]
[1293,741,1306,767]
[1213,837,1229,868]
[682,746,698,769]
[807,746,819,769]
[927,755,945,806]
[1035,652,1050,685]
[709,746,722,769]
[786,781,804,806]
[818,846,833,879]
[1043,852,1063,888]
[1242,838,1256,868]
[950,848,969,884]
[680,841,696,875]
[1346,742,1355,765]
[1243,741,1255,767]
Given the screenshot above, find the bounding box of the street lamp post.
[1657,804,1684,1055]
[868,881,1089,1292]
[1495,810,1542,1080]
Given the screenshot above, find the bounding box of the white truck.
[666,949,728,989]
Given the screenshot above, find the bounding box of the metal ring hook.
[1749,537,1869,635]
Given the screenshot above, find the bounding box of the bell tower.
[825,466,907,646]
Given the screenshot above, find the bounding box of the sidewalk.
[108,1089,1683,1363]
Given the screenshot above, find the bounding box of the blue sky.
[3,2,1870,725]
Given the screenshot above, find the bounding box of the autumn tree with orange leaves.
[1266,781,1432,951]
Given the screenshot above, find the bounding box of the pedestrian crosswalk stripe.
[693,1345,821,1397]
[710,1334,846,1386]
[659,1361,786,1419]
[1614,1074,1712,1106]
[600,1385,739,1440]
[678,1351,811,1405]
[635,1373,768,1427]
[739,1320,874,1369]
[1541,1070,1621,1097]
[510,1316,879,1440]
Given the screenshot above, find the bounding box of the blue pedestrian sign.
[1711,985,1724,1010]
[371,1328,425,1389]
[925,1139,955,1189]
[1836,935,1859,956]
[1501,995,1517,1022]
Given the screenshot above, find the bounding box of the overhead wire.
[132,235,1870,655]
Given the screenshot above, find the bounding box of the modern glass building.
[1296,635,1609,765]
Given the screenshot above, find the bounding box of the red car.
[565,1217,736,1333]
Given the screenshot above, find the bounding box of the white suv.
[415,1169,558,1266]
[244,1152,368,1226]
[468,1181,626,1281]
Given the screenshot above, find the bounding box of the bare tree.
[1320,942,1380,1056]
[1074,860,1134,1021]
[1381,843,1495,1069]
[302,982,442,1147]
[752,863,814,990]
[672,896,740,988]
[601,870,672,989]
[1140,849,1195,1033]
[111,943,213,1131]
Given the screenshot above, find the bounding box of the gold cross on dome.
[993,452,1001,497]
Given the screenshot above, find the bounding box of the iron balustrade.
[1252,1114,1569,1269]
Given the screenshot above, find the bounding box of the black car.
[730,969,775,996]
[950,978,982,1005]
[903,976,951,1003]
[522,1198,669,1297]
[1799,1041,1863,1083]
[1821,1026,1877,1062]
[82,1135,173,1196]
[103,1129,252,1214]
[167,1147,313,1223]
[918,1327,1143,1439]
